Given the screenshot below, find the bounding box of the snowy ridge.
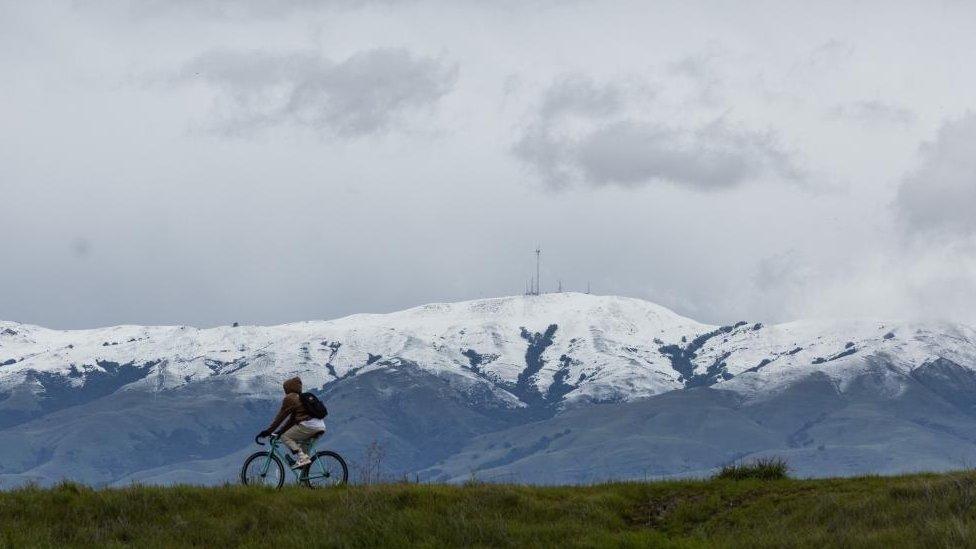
[4,293,976,486]
[705,318,976,399]
[2,293,974,407]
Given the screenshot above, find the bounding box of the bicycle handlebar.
[255,433,279,446]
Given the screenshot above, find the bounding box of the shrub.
[714,457,789,480]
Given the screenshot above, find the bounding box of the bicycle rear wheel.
[302,451,348,488]
[241,451,285,488]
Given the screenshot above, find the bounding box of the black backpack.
[300,392,328,419]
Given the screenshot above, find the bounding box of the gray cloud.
[126,0,404,19]
[575,121,801,189]
[895,113,976,237]
[668,50,726,106]
[514,76,802,191]
[536,74,624,121]
[830,100,916,128]
[177,48,457,137]
[512,75,624,187]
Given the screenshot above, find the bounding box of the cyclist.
[258,376,324,469]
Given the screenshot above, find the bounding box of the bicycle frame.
[260,434,327,483]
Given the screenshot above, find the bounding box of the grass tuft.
[714,457,789,480]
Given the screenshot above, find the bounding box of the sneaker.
[284,454,296,467]
[292,455,312,469]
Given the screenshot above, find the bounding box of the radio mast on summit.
[525,247,542,296]
[534,246,541,296]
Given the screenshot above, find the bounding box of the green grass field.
[3,471,976,548]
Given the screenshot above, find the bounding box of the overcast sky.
[2,0,976,329]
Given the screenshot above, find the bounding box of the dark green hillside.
[3,472,976,547]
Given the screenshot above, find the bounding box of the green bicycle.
[240,433,348,488]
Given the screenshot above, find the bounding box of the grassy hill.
[3,472,976,547]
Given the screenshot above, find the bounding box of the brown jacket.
[266,377,313,433]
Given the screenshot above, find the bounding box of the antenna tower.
[534,247,542,295]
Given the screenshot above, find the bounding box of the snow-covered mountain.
[2,293,976,486]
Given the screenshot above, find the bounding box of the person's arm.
[265,395,296,433]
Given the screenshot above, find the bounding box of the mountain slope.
[1,293,975,486]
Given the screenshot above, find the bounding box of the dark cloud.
[514,76,803,191]
[896,113,976,237]
[829,100,916,128]
[176,48,457,137]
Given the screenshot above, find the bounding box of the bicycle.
[240,433,348,488]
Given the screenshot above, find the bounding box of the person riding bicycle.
[258,376,325,469]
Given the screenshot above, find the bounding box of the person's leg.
[281,425,317,466]
[299,428,326,455]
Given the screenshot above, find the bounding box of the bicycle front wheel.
[241,451,285,488]
[302,451,348,488]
